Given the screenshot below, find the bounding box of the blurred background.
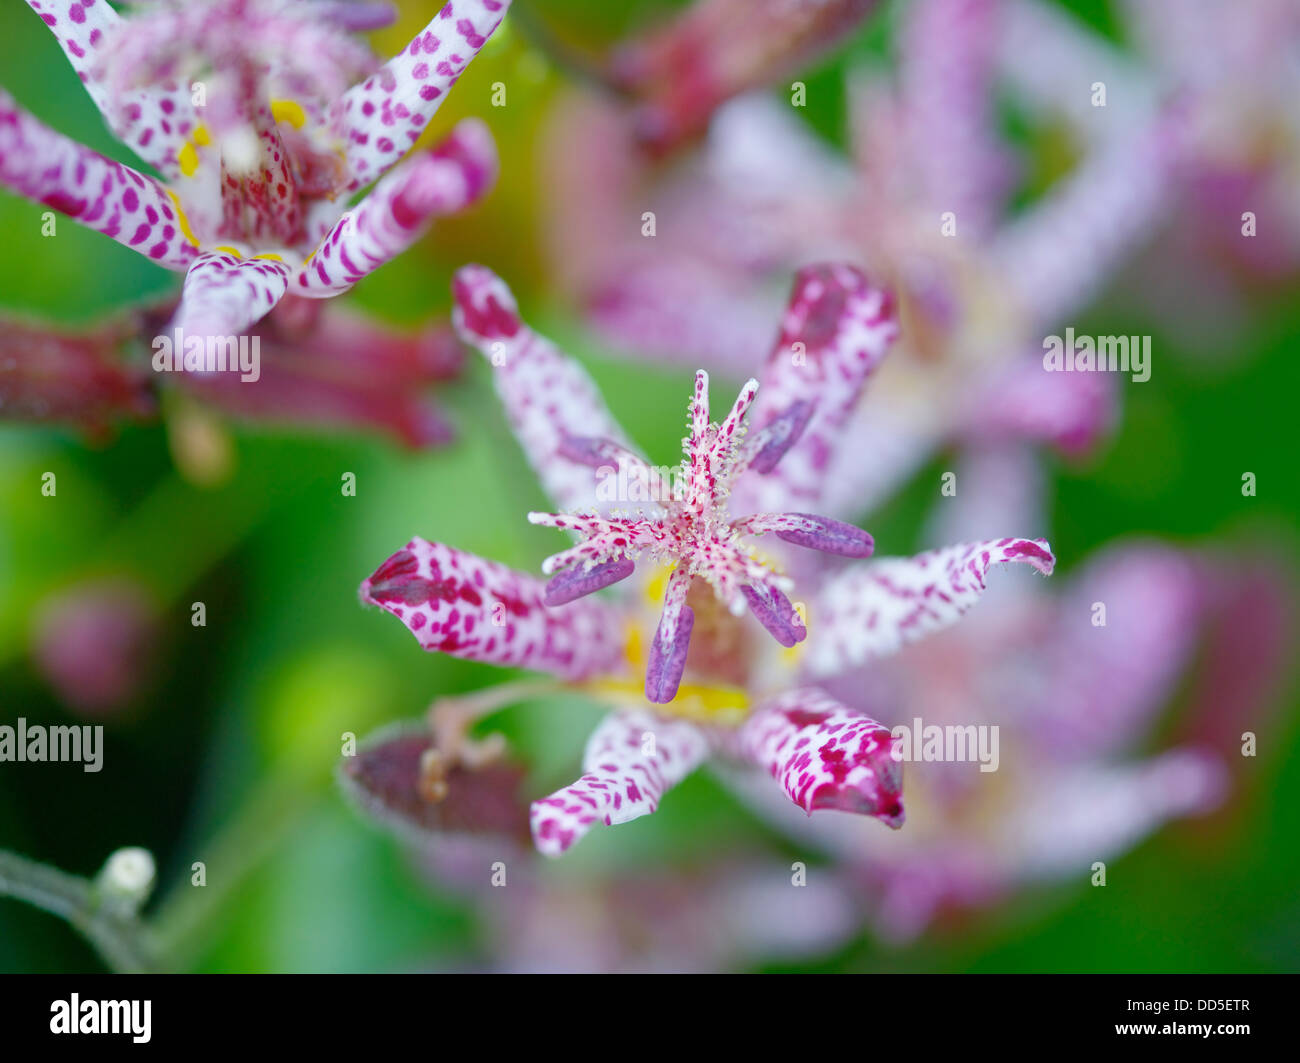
[1,0,1297,972]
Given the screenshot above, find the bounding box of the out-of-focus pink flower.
[31,578,159,716]
[477,862,861,973]
[4,0,509,337]
[0,317,154,441]
[357,263,1056,857]
[1,297,464,449]
[158,295,464,448]
[607,0,880,156]
[1001,0,1300,354]
[545,0,1165,515]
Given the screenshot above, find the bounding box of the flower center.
[532,370,875,704]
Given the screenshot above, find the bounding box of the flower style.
[360,262,1056,856]
[3,0,510,338]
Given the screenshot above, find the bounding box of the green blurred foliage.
[0,0,1297,973]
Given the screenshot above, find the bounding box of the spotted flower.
[3,0,510,338]
[359,263,1056,856]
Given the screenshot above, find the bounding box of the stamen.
[747,400,815,474]
[740,584,807,648]
[558,434,612,468]
[646,605,695,704]
[775,513,875,557]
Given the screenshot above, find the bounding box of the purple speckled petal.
[555,435,670,507]
[734,264,899,516]
[172,251,292,338]
[646,607,694,705]
[0,90,198,271]
[543,556,636,607]
[806,537,1056,677]
[361,538,625,681]
[556,434,610,468]
[295,118,496,297]
[23,0,196,179]
[452,265,634,512]
[330,0,511,191]
[717,687,904,824]
[530,710,711,856]
[732,512,874,557]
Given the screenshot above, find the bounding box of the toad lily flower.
[528,368,877,705]
[4,0,510,337]
[360,262,1056,856]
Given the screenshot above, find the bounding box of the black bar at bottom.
[0,973,1288,1049]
